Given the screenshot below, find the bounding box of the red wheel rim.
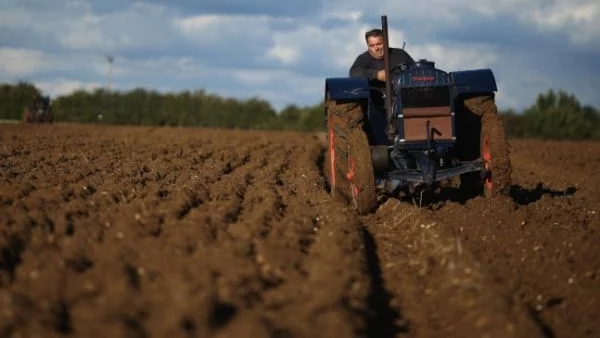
[328,116,336,191]
[482,134,492,191]
[346,157,359,207]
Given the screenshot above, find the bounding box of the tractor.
[324,15,511,214]
[23,94,53,123]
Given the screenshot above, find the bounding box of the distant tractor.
[324,15,511,214]
[23,94,53,123]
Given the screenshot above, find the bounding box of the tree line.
[0,82,323,132]
[501,90,600,140]
[1,82,598,140]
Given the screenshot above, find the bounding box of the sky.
[1,0,599,112]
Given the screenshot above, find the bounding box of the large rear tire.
[460,95,511,198]
[325,96,376,214]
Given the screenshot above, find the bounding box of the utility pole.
[105,55,114,91]
[105,55,114,92]
[101,55,115,122]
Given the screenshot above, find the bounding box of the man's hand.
[376,69,386,81]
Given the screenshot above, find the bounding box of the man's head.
[365,29,385,59]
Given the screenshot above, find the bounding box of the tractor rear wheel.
[460,95,511,198]
[325,97,376,214]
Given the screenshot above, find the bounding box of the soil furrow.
[0,125,598,338]
[419,139,600,338]
[362,200,543,337]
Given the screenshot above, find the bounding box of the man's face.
[367,36,384,59]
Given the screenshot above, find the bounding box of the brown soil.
[1,123,598,338]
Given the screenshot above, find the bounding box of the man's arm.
[349,53,379,81]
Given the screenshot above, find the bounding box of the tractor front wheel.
[325,97,376,214]
[480,111,511,197]
[460,95,512,198]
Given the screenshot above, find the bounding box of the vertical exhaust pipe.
[381,15,395,142]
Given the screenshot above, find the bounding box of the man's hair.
[365,29,384,41]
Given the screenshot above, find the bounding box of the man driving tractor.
[349,28,415,82]
[348,28,415,187]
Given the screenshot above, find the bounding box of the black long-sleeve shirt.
[349,48,415,81]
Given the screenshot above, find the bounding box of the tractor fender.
[325,77,371,100]
[451,69,497,94]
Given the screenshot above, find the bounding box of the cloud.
[404,43,499,71]
[325,0,600,46]
[263,21,498,77]
[0,0,598,112]
[0,47,128,83]
[264,21,368,74]
[0,48,49,77]
[132,0,322,17]
[266,45,301,65]
[173,14,283,67]
[528,1,600,44]
[35,78,104,98]
[0,1,178,54]
[175,14,271,44]
[321,10,363,22]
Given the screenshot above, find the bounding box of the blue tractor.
[324,16,511,214]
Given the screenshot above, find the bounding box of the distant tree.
[3,82,596,139]
[499,108,525,138]
[279,102,325,131]
[521,89,598,140]
[0,81,40,120]
[279,104,302,130]
[299,102,325,131]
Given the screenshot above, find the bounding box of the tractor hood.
[450,69,497,93]
[394,59,498,94]
[394,59,451,88]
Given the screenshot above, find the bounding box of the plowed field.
[1,124,598,338]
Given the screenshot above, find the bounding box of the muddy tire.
[460,95,512,198]
[325,96,376,214]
